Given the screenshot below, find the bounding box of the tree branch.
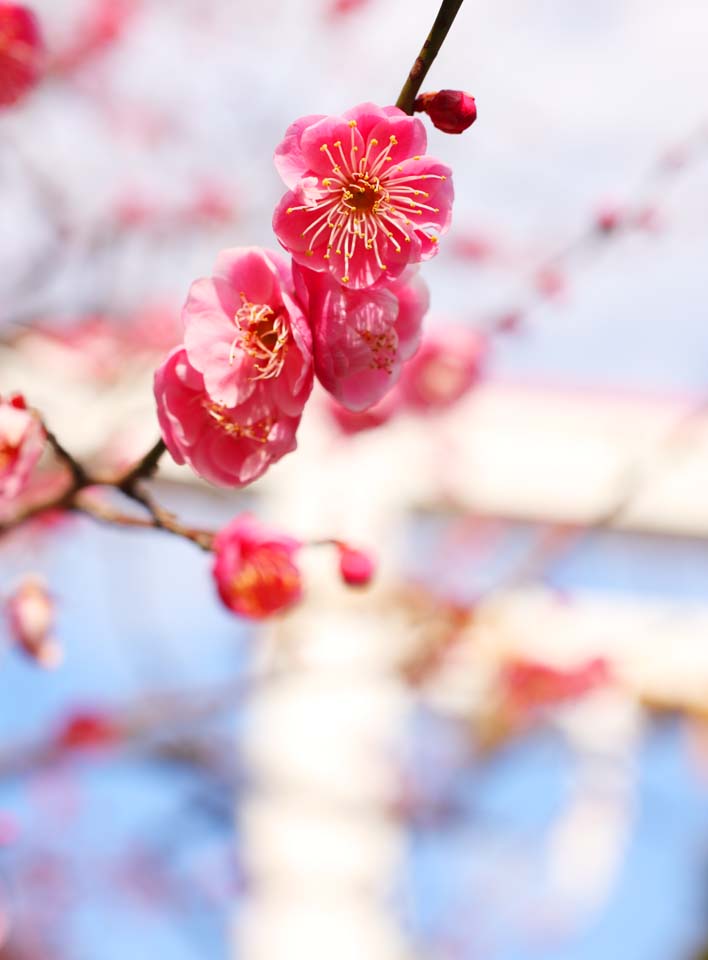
[396,0,465,115]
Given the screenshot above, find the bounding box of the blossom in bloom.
[154,348,302,488]
[53,0,139,74]
[294,263,429,411]
[398,327,488,411]
[335,542,376,587]
[0,393,45,500]
[414,90,477,134]
[273,102,454,288]
[182,247,313,411]
[212,514,303,619]
[6,576,61,668]
[0,3,44,107]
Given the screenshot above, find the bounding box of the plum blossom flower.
[414,90,477,134]
[212,514,303,619]
[0,3,44,108]
[399,327,488,411]
[154,348,302,488]
[294,264,429,411]
[182,247,312,412]
[6,576,61,668]
[273,102,454,288]
[0,394,45,500]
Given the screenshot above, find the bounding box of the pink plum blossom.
[0,394,45,500]
[294,263,429,411]
[154,347,302,488]
[273,102,454,289]
[182,247,312,412]
[212,514,303,619]
[398,327,488,411]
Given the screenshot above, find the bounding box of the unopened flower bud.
[6,576,61,668]
[414,89,477,134]
[336,543,376,587]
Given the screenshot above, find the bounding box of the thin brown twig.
[396,0,465,115]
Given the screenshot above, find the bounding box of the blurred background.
[1,0,708,957]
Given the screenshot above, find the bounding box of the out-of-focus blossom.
[295,263,429,411]
[0,811,18,846]
[335,542,376,586]
[0,394,45,500]
[212,514,303,619]
[0,3,44,107]
[154,348,303,488]
[398,327,488,411]
[273,102,453,288]
[183,247,312,412]
[633,204,661,232]
[494,309,524,334]
[595,205,623,234]
[53,0,140,74]
[6,576,61,668]
[534,265,565,300]
[327,388,401,434]
[502,656,611,712]
[451,230,498,262]
[54,709,120,751]
[326,0,371,18]
[183,182,237,226]
[414,89,477,135]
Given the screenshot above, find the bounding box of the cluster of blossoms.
[154,102,454,486]
[149,102,459,617]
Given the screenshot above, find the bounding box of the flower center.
[231,295,289,380]
[345,176,382,213]
[285,118,447,283]
[228,549,300,617]
[202,399,274,445]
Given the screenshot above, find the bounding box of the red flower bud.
[336,543,376,587]
[414,89,477,135]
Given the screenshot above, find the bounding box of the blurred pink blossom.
[0,394,45,500]
[6,575,61,668]
[398,327,488,411]
[0,3,44,107]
